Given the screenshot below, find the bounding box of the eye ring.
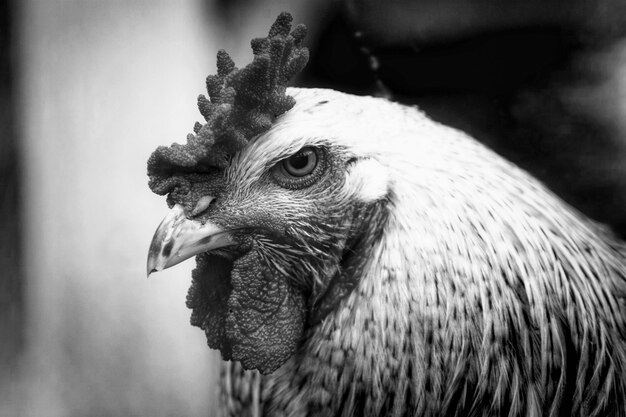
[280,147,318,177]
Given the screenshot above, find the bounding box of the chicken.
[146,13,626,417]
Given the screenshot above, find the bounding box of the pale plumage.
[214,87,626,416]
[147,14,626,417]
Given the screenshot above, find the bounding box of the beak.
[147,204,235,277]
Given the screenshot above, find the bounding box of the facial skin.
[148,138,390,373]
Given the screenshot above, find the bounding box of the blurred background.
[1,0,625,416]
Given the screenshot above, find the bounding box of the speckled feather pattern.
[217,88,626,417]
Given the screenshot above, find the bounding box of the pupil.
[290,153,309,170]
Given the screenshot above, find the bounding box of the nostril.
[191,195,215,216]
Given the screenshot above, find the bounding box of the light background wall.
[15,1,217,416]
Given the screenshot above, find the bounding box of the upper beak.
[147,204,235,276]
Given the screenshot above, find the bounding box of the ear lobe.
[226,249,306,374]
[343,158,389,202]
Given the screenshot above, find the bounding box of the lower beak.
[147,204,235,276]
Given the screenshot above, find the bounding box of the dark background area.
[0,0,21,392]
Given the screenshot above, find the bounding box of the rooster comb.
[147,12,309,186]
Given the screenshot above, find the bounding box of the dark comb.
[148,12,309,194]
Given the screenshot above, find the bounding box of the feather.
[147,13,626,417]
[213,87,626,415]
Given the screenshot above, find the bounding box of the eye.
[272,146,326,189]
[281,147,318,177]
